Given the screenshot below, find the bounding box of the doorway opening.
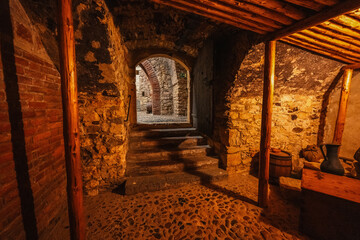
[135,56,190,124]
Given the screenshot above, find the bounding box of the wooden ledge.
[302,169,360,204]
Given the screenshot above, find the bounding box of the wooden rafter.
[150,0,360,70]
[150,0,267,34]
[313,0,339,6]
[242,0,306,20]
[343,62,360,70]
[268,0,360,40]
[217,0,295,25]
[151,0,279,33]
[310,26,360,49]
[281,37,358,63]
[183,0,283,29]
[291,32,360,59]
[323,20,360,39]
[298,30,360,54]
[335,15,360,31]
[283,0,324,11]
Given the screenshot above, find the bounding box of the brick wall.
[139,60,161,115]
[136,68,152,112]
[0,0,67,238]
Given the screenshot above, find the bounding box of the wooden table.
[301,169,360,240]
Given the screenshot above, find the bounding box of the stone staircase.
[124,125,227,194]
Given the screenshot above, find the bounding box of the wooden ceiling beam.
[243,0,306,20]
[333,15,360,31]
[150,0,267,34]
[292,32,360,59]
[300,29,360,53]
[282,0,324,11]
[151,0,275,33]
[313,0,340,6]
[183,0,283,29]
[320,21,360,40]
[216,0,294,25]
[349,10,360,20]
[268,0,360,40]
[310,26,360,48]
[284,35,360,62]
[281,37,356,63]
[342,62,360,70]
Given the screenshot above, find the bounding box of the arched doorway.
[135,56,191,124]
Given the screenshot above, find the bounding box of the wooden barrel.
[269,149,292,178]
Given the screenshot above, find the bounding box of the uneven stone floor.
[137,111,188,124]
[52,174,308,240]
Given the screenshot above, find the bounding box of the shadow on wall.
[317,69,343,145]
[0,1,38,239]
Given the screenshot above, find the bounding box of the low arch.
[138,60,161,115]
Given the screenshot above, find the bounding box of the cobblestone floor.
[137,111,188,124]
[53,174,308,240]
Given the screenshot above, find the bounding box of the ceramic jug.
[320,144,344,176]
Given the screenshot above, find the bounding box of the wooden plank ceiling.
[150,0,360,64]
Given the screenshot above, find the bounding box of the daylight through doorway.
[135,56,190,124]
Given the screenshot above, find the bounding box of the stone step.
[130,127,198,138]
[126,155,219,177]
[124,166,228,195]
[129,136,206,150]
[127,145,212,161]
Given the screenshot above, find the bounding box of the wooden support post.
[332,68,353,145]
[57,0,85,239]
[258,40,276,208]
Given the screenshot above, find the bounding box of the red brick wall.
[0,0,67,238]
[139,60,161,115]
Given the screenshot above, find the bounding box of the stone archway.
[139,60,161,115]
[135,55,192,124]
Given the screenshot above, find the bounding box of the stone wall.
[149,57,174,115]
[212,34,344,173]
[0,0,67,238]
[174,62,188,116]
[324,71,360,159]
[74,0,132,195]
[136,68,152,112]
